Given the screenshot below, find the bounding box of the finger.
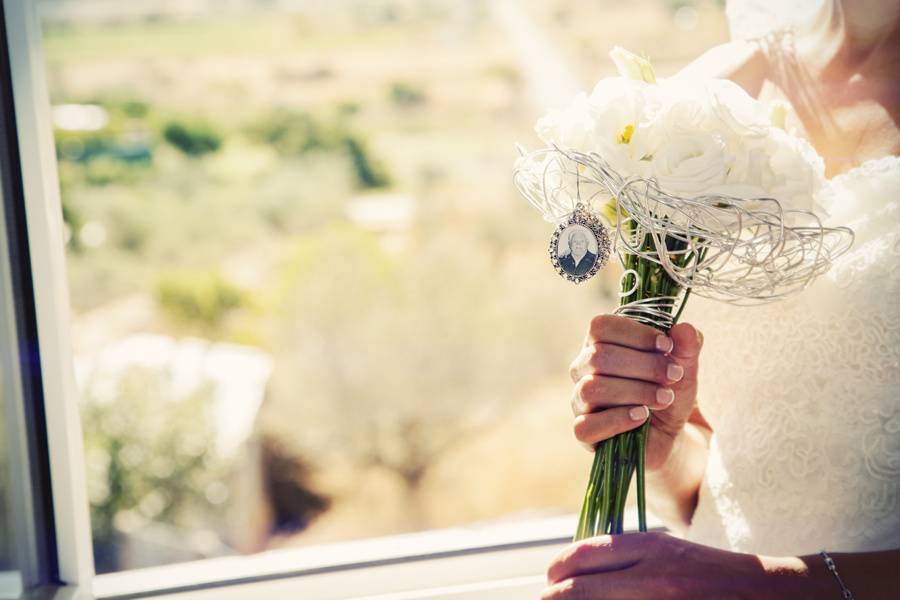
[668,323,703,397]
[571,343,682,385]
[585,314,673,353]
[669,322,703,362]
[541,573,643,600]
[573,407,648,446]
[547,534,644,585]
[574,375,675,413]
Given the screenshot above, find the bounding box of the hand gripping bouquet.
[514,48,853,540]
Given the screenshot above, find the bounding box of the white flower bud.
[609,46,656,84]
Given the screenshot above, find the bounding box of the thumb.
[669,322,703,364]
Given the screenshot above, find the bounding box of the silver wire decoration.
[514,146,854,327]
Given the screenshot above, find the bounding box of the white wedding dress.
[681,0,900,556]
[683,155,900,556]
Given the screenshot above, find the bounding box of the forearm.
[645,422,709,533]
[750,548,900,599]
[792,548,900,600]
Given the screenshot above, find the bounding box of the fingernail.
[655,335,673,353]
[667,363,684,382]
[629,405,649,421]
[696,328,703,346]
[656,388,675,406]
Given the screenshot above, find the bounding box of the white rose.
[711,127,825,217]
[650,77,766,147]
[534,77,659,179]
[718,138,770,198]
[763,127,824,212]
[588,77,660,177]
[702,78,769,138]
[651,132,728,197]
[534,92,596,151]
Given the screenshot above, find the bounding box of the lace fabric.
[683,155,900,555]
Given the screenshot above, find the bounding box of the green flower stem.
[597,438,615,533]
[611,431,633,534]
[573,226,703,542]
[576,439,605,539]
[636,418,649,532]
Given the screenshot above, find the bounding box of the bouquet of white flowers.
[514,48,852,540]
[533,47,825,218]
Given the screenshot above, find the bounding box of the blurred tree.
[82,368,226,572]
[247,110,339,156]
[155,270,248,334]
[267,224,571,524]
[163,120,222,157]
[342,135,390,189]
[54,99,155,168]
[246,109,390,189]
[388,81,426,107]
[60,197,83,252]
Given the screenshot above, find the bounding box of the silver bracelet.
[820,550,854,600]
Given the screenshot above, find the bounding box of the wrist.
[644,426,707,531]
[646,423,697,475]
[755,554,835,600]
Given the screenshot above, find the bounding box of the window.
[0,3,57,590]
[4,0,725,596]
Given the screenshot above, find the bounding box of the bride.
[543,1,900,598]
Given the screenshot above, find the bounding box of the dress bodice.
[683,156,900,555]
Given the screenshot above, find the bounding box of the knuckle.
[575,377,591,404]
[540,583,560,600]
[575,375,602,405]
[547,547,572,584]
[566,577,591,600]
[569,541,595,566]
[590,314,612,337]
[645,530,667,546]
[568,362,580,383]
[568,348,586,382]
[572,415,593,442]
[590,343,612,370]
[573,409,622,443]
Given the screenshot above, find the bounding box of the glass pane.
[0,130,24,600]
[0,100,45,599]
[38,0,728,573]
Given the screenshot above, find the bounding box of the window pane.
[0,102,25,600]
[1,22,54,589]
[38,0,728,573]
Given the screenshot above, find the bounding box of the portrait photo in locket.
[557,224,598,277]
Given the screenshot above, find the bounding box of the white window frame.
[3,0,95,588]
[3,2,663,597]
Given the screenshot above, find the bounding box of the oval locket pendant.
[549,203,612,284]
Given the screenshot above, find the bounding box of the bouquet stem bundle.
[574,224,700,540]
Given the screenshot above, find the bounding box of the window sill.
[92,510,662,599]
[0,571,23,599]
